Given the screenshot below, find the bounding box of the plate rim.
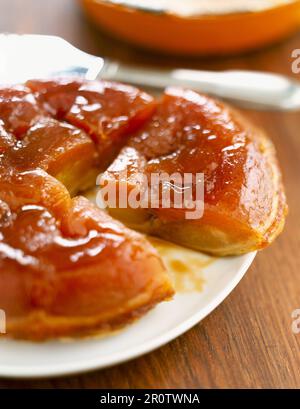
[0,251,256,379]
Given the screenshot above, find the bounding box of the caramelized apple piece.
[0,173,173,340]
[8,118,100,195]
[0,85,47,138]
[0,169,72,218]
[103,88,287,255]
[27,79,156,168]
[26,79,82,118]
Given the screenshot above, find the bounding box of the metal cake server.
[1,33,300,111]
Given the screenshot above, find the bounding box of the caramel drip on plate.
[149,237,215,293]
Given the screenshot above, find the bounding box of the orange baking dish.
[79,0,300,56]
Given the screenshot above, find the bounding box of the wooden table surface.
[0,0,300,389]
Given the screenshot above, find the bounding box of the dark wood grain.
[0,0,300,389]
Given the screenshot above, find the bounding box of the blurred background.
[1,0,300,389]
[1,0,300,75]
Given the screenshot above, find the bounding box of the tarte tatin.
[0,78,287,340]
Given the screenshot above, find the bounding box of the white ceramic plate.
[0,34,256,378]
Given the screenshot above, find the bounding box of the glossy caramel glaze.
[0,85,48,138]
[0,80,172,340]
[104,88,287,255]
[8,118,99,195]
[27,78,157,169]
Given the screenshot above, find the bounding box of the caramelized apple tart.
[0,79,287,340]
